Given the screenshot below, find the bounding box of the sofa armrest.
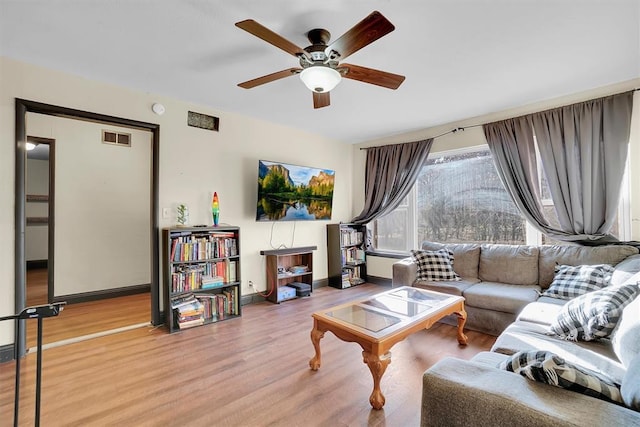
[422,357,640,427]
[392,257,417,287]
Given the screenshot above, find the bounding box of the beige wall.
[27,113,153,296]
[354,83,640,280]
[0,56,354,345]
[25,158,49,261]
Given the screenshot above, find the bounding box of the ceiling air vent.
[102,130,131,147]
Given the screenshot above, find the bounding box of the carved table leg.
[455,309,468,345]
[362,351,391,409]
[309,326,325,371]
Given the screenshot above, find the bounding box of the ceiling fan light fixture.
[299,66,341,93]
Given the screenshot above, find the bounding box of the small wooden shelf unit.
[162,226,241,333]
[260,246,317,303]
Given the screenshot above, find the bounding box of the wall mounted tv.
[256,160,335,221]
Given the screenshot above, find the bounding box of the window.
[372,145,525,252]
[371,144,630,252]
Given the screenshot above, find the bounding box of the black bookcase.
[162,226,241,332]
[326,223,367,289]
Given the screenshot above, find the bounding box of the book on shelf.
[340,228,364,246]
[195,294,218,320]
[201,275,225,289]
[342,247,366,264]
[171,259,237,291]
[228,260,237,282]
[345,265,364,285]
[178,318,205,329]
[341,271,351,288]
[171,293,196,309]
[170,232,239,262]
[175,300,204,318]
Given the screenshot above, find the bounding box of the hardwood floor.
[25,269,151,348]
[2,283,496,426]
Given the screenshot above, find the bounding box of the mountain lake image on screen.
[256,160,335,221]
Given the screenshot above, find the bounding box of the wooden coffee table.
[309,286,467,409]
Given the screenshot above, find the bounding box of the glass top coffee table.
[309,286,467,409]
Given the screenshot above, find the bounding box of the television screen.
[256,160,335,221]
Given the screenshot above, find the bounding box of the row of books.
[340,272,352,288]
[172,294,205,329]
[170,232,238,262]
[340,228,364,247]
[342,247,365,264]
[170,260,238,292]
[171,288,240,329]
[343,265,364,286]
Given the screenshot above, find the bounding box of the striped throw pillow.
[542,264,614,300]
[411,249,460,282]
[499,350,622,404]
[549,283,640,341]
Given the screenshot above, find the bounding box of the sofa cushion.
[411,249,460,281]
[421,241,481,279]
[471,350,509,366]
[516,297,566,325]
[611,254,640,286]
[542,264,615,300]
[463,282,540,314]
[611,277,640,367]
[492,321,626,383]
[538,245,639,289]
[621,353,640,411]
[549,283,640,341]
[479,244,539,286]
[413,278,478,296]
[499,350,623,404]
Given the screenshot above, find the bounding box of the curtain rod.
[359,124,483,150]
[360,88,639,151]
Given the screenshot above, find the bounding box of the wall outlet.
[162,207,170,219]
[248,281,254,288]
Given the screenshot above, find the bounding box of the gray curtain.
[484,91,634,243]
[351,139,433,224]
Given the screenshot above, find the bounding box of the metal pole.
[13,317,20,427]
[35,317,43,426]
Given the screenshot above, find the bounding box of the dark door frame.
[15,99,161,358]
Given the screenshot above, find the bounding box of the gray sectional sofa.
[392,242,639,336]
[392,242,640,426]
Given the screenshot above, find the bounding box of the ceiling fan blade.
[238,68,301,89]
[313,92,330,109]
[236,19,311,60]
[324,11,395,61]
[340,63,405,89]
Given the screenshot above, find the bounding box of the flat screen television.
[256,160,335,221]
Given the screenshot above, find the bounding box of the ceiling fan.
[235,11,405,109]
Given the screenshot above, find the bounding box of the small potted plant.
[177,204,189,226]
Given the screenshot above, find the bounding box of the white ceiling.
[1,0,638,144]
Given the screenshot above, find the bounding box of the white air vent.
[102,130,131,147]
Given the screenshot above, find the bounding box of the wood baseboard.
[53,283,150,305]
[26,259,48,270]
[0,343,14,363]
[366,275,392,287]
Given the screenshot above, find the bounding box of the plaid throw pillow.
[542,264,615,300]
[549,283,640,341]
[499,350,623,404]
[411,249,460,282]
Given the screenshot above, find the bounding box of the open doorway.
[24,125,153,349]
[15,99,160,358]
